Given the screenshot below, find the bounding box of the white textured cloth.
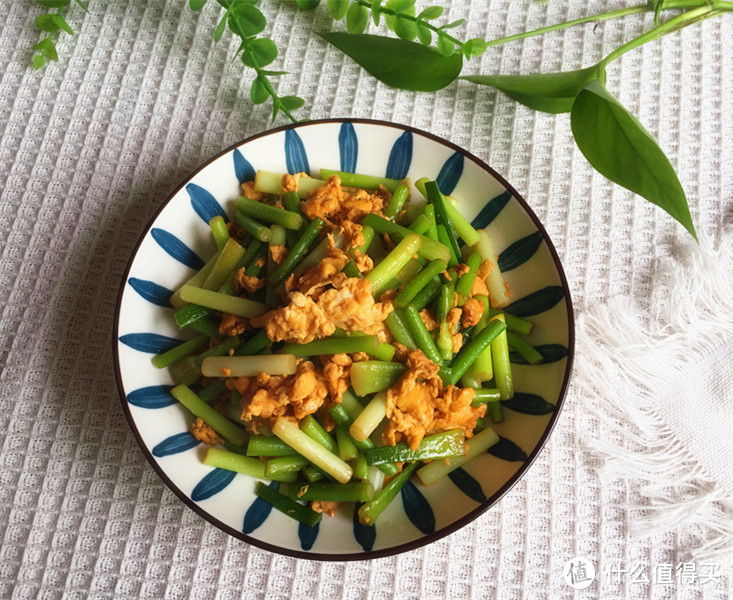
[1,1,732,599]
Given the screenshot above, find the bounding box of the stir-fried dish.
[152,168,542,527]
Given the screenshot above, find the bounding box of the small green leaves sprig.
[31,0,88,69]
[189,0,304,122]
[29,0,733,237]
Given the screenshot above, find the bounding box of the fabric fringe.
[576,228,733,568]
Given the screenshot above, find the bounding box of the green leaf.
[44,40,59,61]
[463,37,487,58]
[384,1,415,32]
[280,95,305,111]
[52,14,73,35]
[35,14,60,33]
[228,4,266,38]
[393,17,418,41]
[436,34,455,57]
[74,0,88,10]
[571,80,697,239]
[33,37,58,61]
[32,53,46,69]
[346,3,369,34]
[440,18,465,30]
[462,65,605,114]
[214,14,227,41]
[386,0,415,11]
[320,32,462,92]
[416,22,431,45]
[327,0,349,19]
[33,37,59,61]
[250,76,270,104]
[242,37,278,67]
[189,0,208,10]
[296,0,321,9]
[37,0,70,8]
[417,5,443,19]
[371,0,382,26]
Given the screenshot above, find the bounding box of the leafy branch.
[28,0,733,237]
[30,0,88,69]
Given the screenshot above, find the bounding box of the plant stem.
[481,0,732,52]
[600,4,723,66]
[484,5,651,48]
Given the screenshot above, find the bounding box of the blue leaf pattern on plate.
[498,231,545,272]
[126,385,176,409]
[339,123,358,173]
[501,393,555,415]
[152,432,200,457]
[233,148,256,183]
[186,183,228,225]
[119,332,182,354]
[436,152,464,195]
[353,504,376,552]
[299,521,320,551]
[191,468,237,502]
[401,480,435,534]
[151,228,205,270]
[510,344,569,365]
[470,190,512,230]
[448,468,487,503]
[385,131,412,179]
[487,436,528,462]
[242,481,278,534]
[127,277,173,307]
[285,129,310,175]
[504,286,565,318]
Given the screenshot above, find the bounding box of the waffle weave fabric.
[0,1,731,599]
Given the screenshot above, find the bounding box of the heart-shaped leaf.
[189,0,207,10]
[327,0,349,19]
[418,5,443,19]
[35,14,60,33]
[296,0,321,9]
[346,3,369,34]
[250,76,269,104]
[52,14,73,35]
[571,80,697,239]
[228,4,266,38]
[319,32,462,92]
[463,65,605,114]
[242,38,278,68]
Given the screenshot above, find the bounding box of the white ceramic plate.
[113,119,574,560]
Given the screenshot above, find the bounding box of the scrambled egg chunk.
[321,353,351,405]
[252,292,334,344]
[219,313,249,337]
[301,175,386,226]
[461,297,485,328]
[234,268,266,294]
[254,274,393,344]
[228,360,328,428]
[383,350,485,450]
[191,418,221,446]
[471,260,492,298]
[289,236,351,298]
